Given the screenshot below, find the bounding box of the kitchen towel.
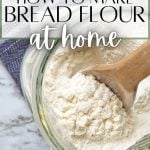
[0,40,30,88]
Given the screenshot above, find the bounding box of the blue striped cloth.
[0,40,30,88]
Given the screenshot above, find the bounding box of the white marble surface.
[0,60,49,150]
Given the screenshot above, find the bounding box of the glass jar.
[21,39,150,150]
[21,40,75,150]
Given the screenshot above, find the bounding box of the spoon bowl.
[82,41,150,110]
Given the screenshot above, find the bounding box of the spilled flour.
[43,40,150,150]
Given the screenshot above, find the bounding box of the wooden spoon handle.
[117,41,150,92]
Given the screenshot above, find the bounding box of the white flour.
[43,40,150,150]
[49,73,133,142]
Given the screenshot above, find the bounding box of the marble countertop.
[0,60,50,150]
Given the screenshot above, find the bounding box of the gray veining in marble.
[0,60,49,150]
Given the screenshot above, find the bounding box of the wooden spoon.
[82,41,150,110]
